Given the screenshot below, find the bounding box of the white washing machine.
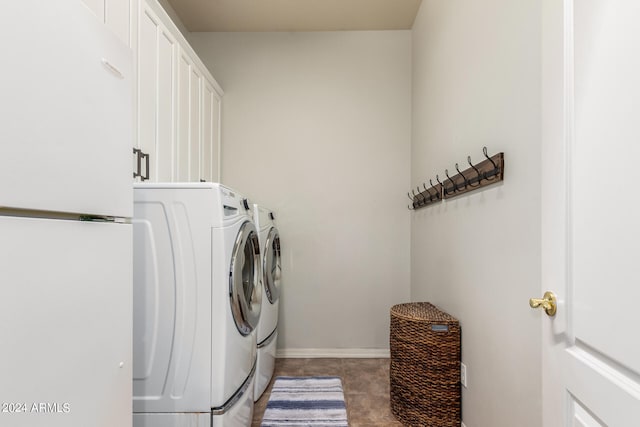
[132,183,262,427]
[253,205,282,401]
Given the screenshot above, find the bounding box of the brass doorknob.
[529,291,557,316]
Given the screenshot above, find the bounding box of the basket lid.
[391,302,459,323]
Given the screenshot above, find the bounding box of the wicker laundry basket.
[390,302,461,427]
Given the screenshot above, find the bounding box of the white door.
[541,0,640,425]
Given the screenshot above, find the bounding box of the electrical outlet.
[460,362,467,388]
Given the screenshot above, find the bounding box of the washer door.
[229,221,262,336]
[263,227,282,304]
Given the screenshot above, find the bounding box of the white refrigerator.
[0,2,133,427]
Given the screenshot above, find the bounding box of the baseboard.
[276,348,390,359]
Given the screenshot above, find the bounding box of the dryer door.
[263,227,282,304]
[229,221,262,335]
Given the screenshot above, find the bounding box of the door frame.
[541,0,571,424]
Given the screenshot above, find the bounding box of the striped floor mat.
[260,376,349,427]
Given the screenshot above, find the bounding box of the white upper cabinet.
[136,0,223,183]
[202,79,222,183]
[176,50,201,182]
[188,62,203,182]
[82,0,105,21]
[82,0,223,183]
[105,0,132,46]
[176,53,191,181]
[176,48,223,183]
[137,1,177,182]
[81,0,132,47]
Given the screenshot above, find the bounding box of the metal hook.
[455,163,468,190]
[430,179,441,200]
[436,175,445,195]
[419,186,430,204]
[425,183,436,201]
[467,155,482,187]
[422,183,432,202]
[424,183,438,202]
[411,189,424,206]
[445,169,457,194]
[414,187,426,206]
[483,146,499,181]
[407,190,417,210]
[483,146,497,168]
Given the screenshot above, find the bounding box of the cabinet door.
[189,65,203,182]
[82,0,105,21]
[176,52,191,181]
[176,50,202,182]
[138,1,177,182]
[81,0,131,47]
[105,0,131,47]
[201,78,222,182]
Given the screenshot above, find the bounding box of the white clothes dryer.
[252,205,282,401]
[132,183,262,427]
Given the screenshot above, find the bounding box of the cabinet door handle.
[133,148,142,179]
[132,148,149,181]
[140,151,150,181]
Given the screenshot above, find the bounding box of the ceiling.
[165,0,423,32]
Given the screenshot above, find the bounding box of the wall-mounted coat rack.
[408,147,504,210]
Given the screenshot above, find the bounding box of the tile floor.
[252,358,403,427]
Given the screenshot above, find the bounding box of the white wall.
[190,31,412,353]
[411,1,541,426]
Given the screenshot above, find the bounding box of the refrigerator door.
[0,216,132,427]
[0,0,132,218]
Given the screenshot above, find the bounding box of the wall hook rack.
[406,147,505,210]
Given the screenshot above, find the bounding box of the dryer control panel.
[219,185,253,218]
